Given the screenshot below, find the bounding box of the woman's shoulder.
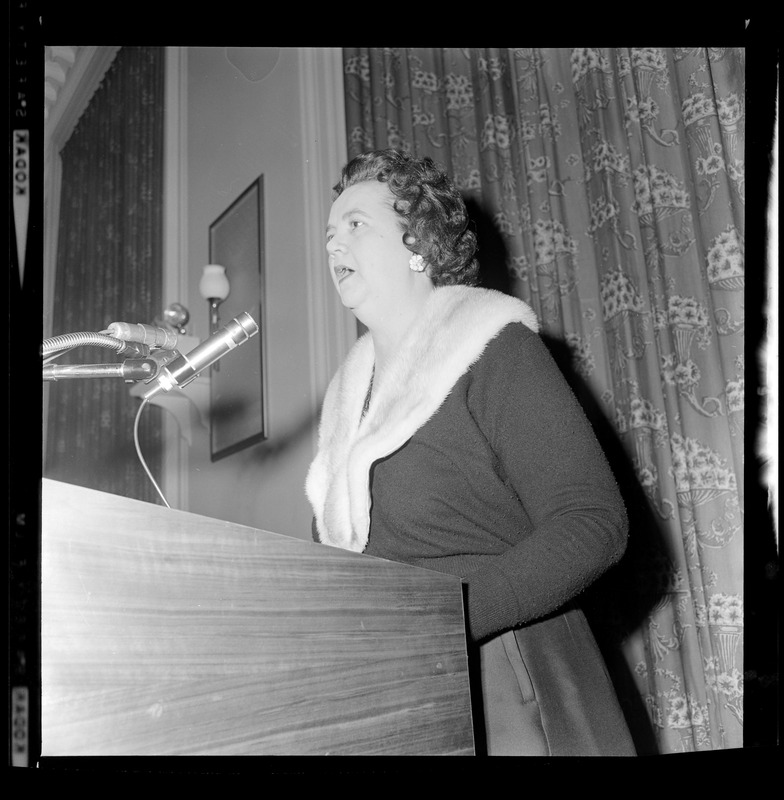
[479,319,545,365]
[467,319,571,401]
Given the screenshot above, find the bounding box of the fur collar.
[305,285,539,552]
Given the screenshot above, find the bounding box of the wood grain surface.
[41,479,475,756]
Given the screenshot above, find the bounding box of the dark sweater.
[363,323,628,643]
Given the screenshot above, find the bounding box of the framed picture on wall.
[207,175,267,461]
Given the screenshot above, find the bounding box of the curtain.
[44,46,165,503]
[342,47,745,754]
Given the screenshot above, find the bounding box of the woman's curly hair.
[333,149,479,287]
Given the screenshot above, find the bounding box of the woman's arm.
[462,324,627,642]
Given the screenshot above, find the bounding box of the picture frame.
[207,175,267,461]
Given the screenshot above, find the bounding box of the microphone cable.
[133,397,171,508]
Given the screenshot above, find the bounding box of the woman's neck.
[366,286,434,379]
[370,330,398,378]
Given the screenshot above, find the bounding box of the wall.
[180,47,352,539]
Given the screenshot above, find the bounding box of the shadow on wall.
[466,195,666,756]
[465,197,513,296]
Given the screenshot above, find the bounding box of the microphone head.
[227,311,260,342]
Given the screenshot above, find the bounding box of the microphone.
[106,321,179,350]
[142,311,259,400]
[43,358,158,382]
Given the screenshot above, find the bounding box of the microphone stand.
[42,339,180,384]
[41,328,189,510]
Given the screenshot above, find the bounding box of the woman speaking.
[306,149,636,756]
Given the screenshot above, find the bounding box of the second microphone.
[142,311,259,400]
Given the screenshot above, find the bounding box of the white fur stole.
[305,285,539,552]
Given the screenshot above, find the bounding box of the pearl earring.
[409,253,426,272]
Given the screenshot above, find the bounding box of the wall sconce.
[198,264,231,334]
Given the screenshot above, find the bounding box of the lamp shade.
[199,265,230,302]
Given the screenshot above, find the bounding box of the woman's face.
[325,180,429,326]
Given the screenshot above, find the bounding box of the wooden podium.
[40,479,475,756]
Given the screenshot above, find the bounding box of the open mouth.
[334,265,354,282]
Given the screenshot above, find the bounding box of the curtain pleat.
[45,46,165,503]
[342,46,745,754]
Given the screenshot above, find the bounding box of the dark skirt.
[476,605,636,756]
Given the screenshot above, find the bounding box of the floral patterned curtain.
[44,46,165,503]
[342,47,745,754]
